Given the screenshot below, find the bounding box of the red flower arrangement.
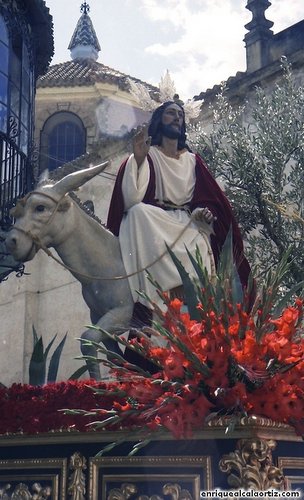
[1,246,304,447]
[0,379,115,434]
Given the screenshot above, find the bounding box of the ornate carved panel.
[219,438,284,490]
[89,456,212,500]
[0,458,67,499]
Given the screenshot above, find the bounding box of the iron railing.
[0,131,34,229]
[0,132,32,281]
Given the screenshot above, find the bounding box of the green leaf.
[217,226,244,305]
[32,325,39,345]
[272,280,304,318]
[186,246,210,289]
[253,249,295,341]
[47,333,67,383]
[217,226,234,279]
[88,327,156,375]
[165,244,201,320]
[244,271,256,313]
[230,262,244,305]
[29,337,46,386]
[68,365,89,380]
[95,438,127,456]
[43,333,58,363]
[128,438,152,456]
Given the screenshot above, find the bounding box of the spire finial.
[80,2,90,15]
[69,1,100,61]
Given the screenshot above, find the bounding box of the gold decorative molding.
[219,438,285,490]
[89,456,211,500]
[207,415,292,429]
[68,452,87,500]
[206,415,300,441]
[0,458,67,498]
[277,457,304,490]
[277,457,304,469]
[107,482,193,499]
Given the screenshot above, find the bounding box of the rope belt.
[155,200,191,214]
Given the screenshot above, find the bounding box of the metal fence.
[0,131,33,229]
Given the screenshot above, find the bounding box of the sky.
[45,0,303,100]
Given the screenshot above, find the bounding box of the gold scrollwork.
[107,483,137,499]
[0,482,51,499]
[68,452,87,500]
[107,482,193,499]
[219,438,285,490]
[162,483,193,499]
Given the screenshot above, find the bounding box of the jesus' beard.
[161,123,181,140]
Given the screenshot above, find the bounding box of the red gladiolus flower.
[113,401,133,412]
[163,352,185,380]
[271,304,302,338]
[158,392,213,439]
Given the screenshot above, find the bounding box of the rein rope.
[11,191,205,282]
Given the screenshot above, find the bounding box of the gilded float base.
[0,416,303,499]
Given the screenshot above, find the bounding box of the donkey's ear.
[52,161,109,196]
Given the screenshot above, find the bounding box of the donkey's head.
[5,162,109,262]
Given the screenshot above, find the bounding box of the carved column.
[68,452,87,500]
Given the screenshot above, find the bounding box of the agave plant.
[29,326,67,385]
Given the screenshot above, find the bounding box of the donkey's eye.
[35,205,46,213]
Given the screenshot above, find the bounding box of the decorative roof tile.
[37,59,157,94]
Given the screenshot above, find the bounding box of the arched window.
[40,112,86,171]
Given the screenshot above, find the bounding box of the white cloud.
[269,1,303,33]
[139,0,191,26]
[136,0,304,98]
[140,0,248,98]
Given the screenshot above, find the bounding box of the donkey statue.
[5,162,134,380]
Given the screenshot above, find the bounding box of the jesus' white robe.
[119,146,215,308]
